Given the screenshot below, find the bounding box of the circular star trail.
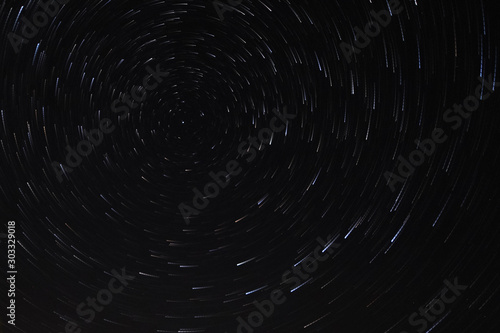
[0,0,500,332]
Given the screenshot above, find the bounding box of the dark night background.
[1,0,500,332]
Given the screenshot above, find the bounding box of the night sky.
[1,0,500,332]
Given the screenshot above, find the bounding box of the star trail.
[0,0,500,332]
